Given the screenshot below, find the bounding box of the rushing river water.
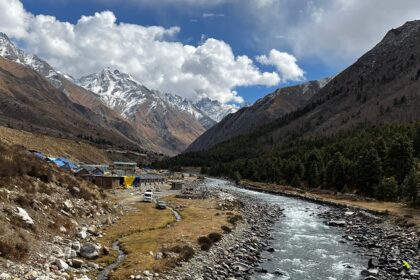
[206,178,368,280]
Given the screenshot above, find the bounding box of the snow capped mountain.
[77,68,234,129]
[0,32,65,89]
[193,97,238,122]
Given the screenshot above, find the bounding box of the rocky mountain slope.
[0,141,121,279]
[186,78,331,152]
[77,68,211,154]
[0,33,143,149]
[0,56,143,149]
[186,20,420,154]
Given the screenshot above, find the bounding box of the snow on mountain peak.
[0,32,64,89]
[77,68,235,127]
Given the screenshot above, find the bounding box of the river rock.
[327,220,346,227]
[55,259,69,271]
[79,242,99,259]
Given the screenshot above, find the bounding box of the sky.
[1,0,420,104]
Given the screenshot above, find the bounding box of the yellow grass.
[0,126,110,163]
[96,196,233,280]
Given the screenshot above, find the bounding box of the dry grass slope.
[0,126,111,163]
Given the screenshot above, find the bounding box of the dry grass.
[96,196,236,279]
[0,126,110,163]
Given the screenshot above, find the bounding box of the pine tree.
[375,177,398,201]
[233,171,241,185]
[414,125,420,157]
[386,137,415,184]
[329,152,348,191]
[402,170,419,203]
[291,174,301,188]
[357,148,383,195]
[307,161,320,188]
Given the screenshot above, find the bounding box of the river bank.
[168,190,284,279]
[240,180,420,228]
[234,180,420,279]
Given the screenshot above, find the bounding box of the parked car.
[143,191,153,202]
[155,200,167,209]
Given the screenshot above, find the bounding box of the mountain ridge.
[186,77,332,152]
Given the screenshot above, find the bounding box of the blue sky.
[5,0,420,104]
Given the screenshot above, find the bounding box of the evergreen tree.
[386,137,415,183]
[233,171,241,185]
[291,174,301,188]
[327,152,348,191]
[357,148,383,195]
[414,125,420,157]
[307,161,320,188]
[375,177,399,201]
[402,170,419,203]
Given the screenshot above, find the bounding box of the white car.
[143,191,153,202]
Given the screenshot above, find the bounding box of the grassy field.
[0,126,110,163]
[96,195,235,279]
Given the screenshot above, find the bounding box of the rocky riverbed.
[168,189,285,280]
[320,207,420,279]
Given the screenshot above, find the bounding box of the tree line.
[155,122,420,205]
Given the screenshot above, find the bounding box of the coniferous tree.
[307,161,320,188]
[233,171,241,185]
[386,137,415,183]
[375,177,399,201]
[402,169,419,203]
[357,148,383,195]
[414,125,420,157]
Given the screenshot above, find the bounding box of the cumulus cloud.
[240,0,420,65]
[256,49,304,81]
[0,0,305,104]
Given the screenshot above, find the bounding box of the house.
[79,164,109,174]
[47,157,78,171]
[138,174,165,185]
[84,175,121,189]
[111,162,137,176]
[75,167,90,177]
[170,181,183,190]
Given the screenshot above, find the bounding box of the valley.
[1,2,420,280]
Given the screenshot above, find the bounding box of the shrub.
[221,225,232,233]
[227,214,243,225]
[208,232,222,243]
[0,239,30,260]
[200,242,212,251]
[171,245,195,261]
[197,236,213,251]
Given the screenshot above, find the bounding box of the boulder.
[70,258,85,268]
[327,220,346,227]
[63,200,74,210]
[55,259,69,271]
[79,242,99,259]
[16,207,34,226]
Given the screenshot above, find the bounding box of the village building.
[110,162,137,176]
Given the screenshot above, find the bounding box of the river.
[205,178,368,280]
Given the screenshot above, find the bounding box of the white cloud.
[0,0,29,38]
[0,0,305,104]
[256,49,304,82]
[239,0,420,65]
[202,13,225,18]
